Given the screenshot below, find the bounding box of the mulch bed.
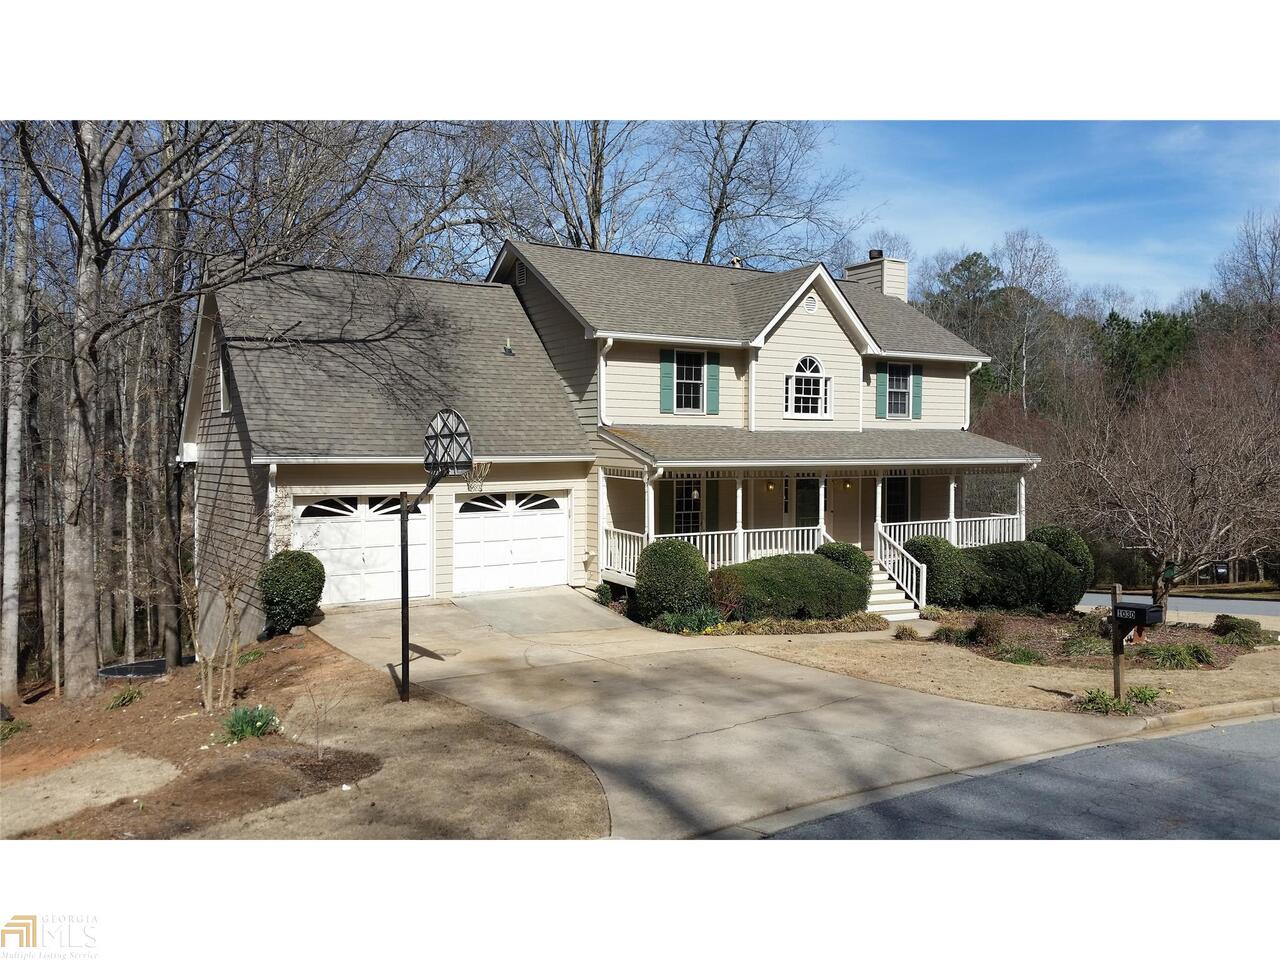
[923,610,1256,672]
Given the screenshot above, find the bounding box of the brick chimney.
[844,248,908,302]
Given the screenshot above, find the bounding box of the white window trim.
[672,477,703,533]
[886,362,912,420]
[673,349,706,416]
[219,352,231,415]
[784,355,833,421]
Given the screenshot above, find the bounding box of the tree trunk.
[0,161,32,709]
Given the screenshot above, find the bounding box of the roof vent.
[515,261,527,286]
[803,294,818,314]
[868,248,884,260]
[503,337,515,356]
[728,256,744,269]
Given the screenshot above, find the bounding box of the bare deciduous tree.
[1216,206,1280,330]
[990,229,1070,410]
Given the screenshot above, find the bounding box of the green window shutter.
[875,362,888,419]
[660,349,675,413]
[911,364,924,420]
[705,352,720,415]
[704,478,719,531]
[658,480,674,535]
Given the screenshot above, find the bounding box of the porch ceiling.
[602,425,1039,468]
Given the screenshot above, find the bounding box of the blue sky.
[827,122,1280,305]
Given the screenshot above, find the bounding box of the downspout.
[963,361,983,430]
[267,463,278,554]
[748,348,758,431]
[598,337,614,426]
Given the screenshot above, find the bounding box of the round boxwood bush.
[903,535,971,608]
[964,540,1079,614]
[710,553,864,621]
[815,541,872,610]
[1028,525,1094,596]
[259,550,326,634]
[634,538,710,623]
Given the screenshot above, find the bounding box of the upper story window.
[887,362,912,418]
[675,350,704,413]
[784,355,831,419]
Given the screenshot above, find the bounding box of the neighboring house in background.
[180,246,1038,646]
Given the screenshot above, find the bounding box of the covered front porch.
[598,464,1028,605]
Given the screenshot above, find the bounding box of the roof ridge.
[260,262,505,289]
[511,239,778,274]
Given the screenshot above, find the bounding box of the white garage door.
[453,491,569,594]
[290,495,430,605]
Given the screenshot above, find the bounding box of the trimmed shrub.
[894,624,922,641]
[595,582,615,606]
[814,541,872,611]
[710,553,864,621]
[919,605,947,621]
[634,538,709,622]
[259,550,326,634]
[1028,525,1094,599]
[963,541,1080,614]
[903,536,973,608]
[1211,614,1262,642]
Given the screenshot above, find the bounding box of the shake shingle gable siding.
[211,267,592,460]
[603,424,1037,466]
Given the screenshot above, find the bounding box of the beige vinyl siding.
[509,266,599,432]
[754,285,862,431]
[195,327,270,649]
[861,359,968,429]
[275,461,594,596]
[606,342,748,425]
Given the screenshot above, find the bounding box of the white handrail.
[655,529,738,569]
[744,525,822,560]
[874,523,927,608]
[603,527,645,577]
[882,515,1022,549]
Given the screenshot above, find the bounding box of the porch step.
[867,560,920,621]
[880,610,921,622]
[866,600,917,613]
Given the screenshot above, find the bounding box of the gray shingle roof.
[507,240,985,357]
[836,280,987,358]
[215,266,593,460]
[604,424,1037,465]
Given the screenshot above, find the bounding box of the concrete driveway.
[312,587,1145,838]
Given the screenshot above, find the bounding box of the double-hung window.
[887,363,912,418]
[675,350,705,413]
[784,355,831,419]
[674,478,702,534]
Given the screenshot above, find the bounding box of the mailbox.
[1112,601,1164,628]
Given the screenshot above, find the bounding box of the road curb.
[1142,697,1280,731]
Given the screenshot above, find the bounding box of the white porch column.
[597,467,607,573]
[1017,472,1027,540]
[817,472,827,540]
[873,473,883,562]
[734,472,744,562]
[644,471,656,544]
[948,472,957,545]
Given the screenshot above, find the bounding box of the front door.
[795,478,820,528]
[884,477,910,523]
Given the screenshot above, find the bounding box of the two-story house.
[180,244,1036,646]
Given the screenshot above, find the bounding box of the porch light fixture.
[692,487,700,500]
[766,480,775,492]
[843,479,853,490]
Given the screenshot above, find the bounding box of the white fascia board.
[177,294,215,452]
[251,455,596,465]
[880,351,991,363]
[652,456,1041,468]
[750,265,882,355]
[593,330,744,348]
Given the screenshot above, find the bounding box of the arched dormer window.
[784,355,832,419]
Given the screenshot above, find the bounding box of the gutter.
[598,337,614,427]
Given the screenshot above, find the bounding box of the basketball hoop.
[463,461,491,492]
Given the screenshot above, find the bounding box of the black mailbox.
[1113,601,1164,628]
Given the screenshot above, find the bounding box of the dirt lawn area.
[744,620,1280,713]
[1,633,608,839]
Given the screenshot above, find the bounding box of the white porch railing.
[745,525,823,560]
[954,514,1021,548]
[603,527,645,578]
[655,530,738,570]
[602,525,825,579]
[879,519,951,543]
[875,523,927,608]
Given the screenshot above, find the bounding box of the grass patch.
[222,705,279,744]
[931,625,977,645]
[1077,689,1134,715]
[1187,642,1215,665]
[0,718,31,743]
[236,648,266,666]
[995,643,1048,665]
[106,686,144,710]
[705,612,889,636]
[1127,685,1161,705]
[918,605,947,622]
[1141,643,1197,669]
[893,624,922,642]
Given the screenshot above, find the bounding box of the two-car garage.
[290,488,571,605]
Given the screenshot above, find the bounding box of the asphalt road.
[1080,591,1280,618]
[773,718,1280,839]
